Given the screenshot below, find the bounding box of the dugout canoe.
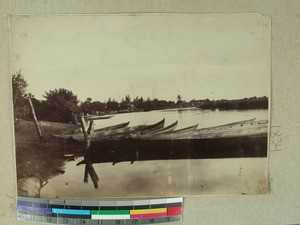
[131,121,178,138]
[53,121,130,140]
[97,119,166,140]
[151,120,178,134]
[141,119,268,140]
[54,119,165,141]
[53,118,267,142]
[74,135,268,166]
[84,115,114,121]
[94,122,130,132]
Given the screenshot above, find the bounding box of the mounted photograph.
[10,14,270,199]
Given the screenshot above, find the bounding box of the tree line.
[197,97,268,110]
[12,72,268,124]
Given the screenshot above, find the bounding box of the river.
[93,108,268,130]
[41,108,269,199]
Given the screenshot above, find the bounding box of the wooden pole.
[79,115,99,188]
[86,121,94,149]
[87,161,99,189]
[83,164,89,183]
[80,113,88,137]
[28,97,43,140]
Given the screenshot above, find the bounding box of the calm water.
[41,108,269,198]
[94,108,268,130]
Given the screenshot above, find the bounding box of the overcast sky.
[10,14,270,102]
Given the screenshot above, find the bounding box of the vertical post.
[79,114,94,149]
[79,114,99,188]
[86,121,94,148]
[28,97,43,140]
[83,164,89,183]
[80,113,87,137]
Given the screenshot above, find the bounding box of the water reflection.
[55,108,268,190]
[68,136,268,189]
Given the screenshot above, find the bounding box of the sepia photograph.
[11,14,270,199]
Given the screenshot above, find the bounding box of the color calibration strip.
[17,196,183,224]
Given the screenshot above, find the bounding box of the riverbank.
[14,114,268,198]
[14,119,80,197]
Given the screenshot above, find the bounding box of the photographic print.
[11,14,270,199]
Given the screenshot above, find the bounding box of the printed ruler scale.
[17,196,183,224]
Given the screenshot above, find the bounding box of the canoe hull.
[83,136,268,163]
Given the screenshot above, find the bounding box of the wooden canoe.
[142,119,267,140]
[53,118,267,142]
[84,115,114,121]
[65,119,165,142]
[94,122,130,132]
[195,118,256,134]
[172,124,199,133]
[134,121,178,136]
[128,119,166,138]
[151,120,178,134]
[53,121,129,140]
[91,125,147,141]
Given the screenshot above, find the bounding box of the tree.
[12,71,29,117]
[120,94,132,110]
[43,88,80,123]
[90,101,106,113]
[133,96,144,110]
[106,98,119,111]
[81,97,93,115]
[124,95,131,104]
[177,95,182,103]
[12,71,28,106]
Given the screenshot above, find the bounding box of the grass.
[14,119,82,183]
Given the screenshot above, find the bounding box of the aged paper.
[1,1,300,225]
[10,14,270,199]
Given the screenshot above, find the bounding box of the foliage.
[106,98,119,111]
[133,97,176,111]
[133,96,144,109]
[81,98,106,115]
[11,71,268,123]
[120,95,131,110]
[12,71,29,117]
[81,97,93,114]
[197,96,268,110]
[39,88,81,123]
[177,95,182,103]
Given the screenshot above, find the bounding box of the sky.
[10,14,270,102]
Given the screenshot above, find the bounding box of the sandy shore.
[15,119,78,196]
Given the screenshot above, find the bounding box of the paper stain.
[168,175,172,185]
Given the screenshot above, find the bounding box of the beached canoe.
[151,120,178,134]
[84,115,114,121]
[53,121,128,140]
[93,119,165,140]
[75,135,268,164]
[53,118,267,142]
[141,119,267,140]
[53,119,165,141]
[172,124,199,133]
[92,124,147,141]
[94,122,130,132]
[195,118,256,134]
[130,124,198,140]
[130,120,177,138]
[127,119,166,138]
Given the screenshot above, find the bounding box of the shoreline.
[15,119,78,197]
[15,117,268,198]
